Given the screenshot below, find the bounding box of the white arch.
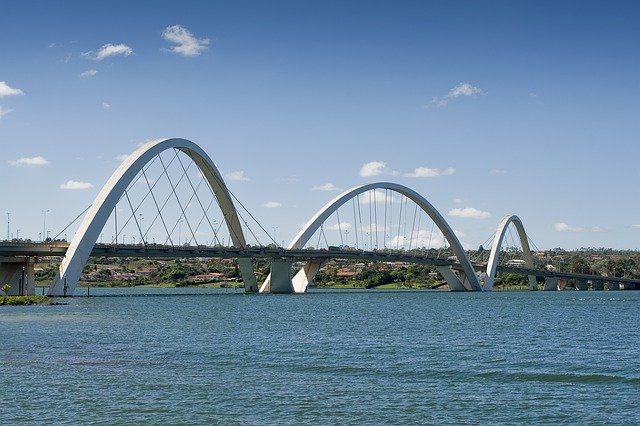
[260,182,481,293]
[48,138,257,296]
[484,214,536,290]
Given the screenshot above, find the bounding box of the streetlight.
[6,212,10,241]
[178,219,183,246]
[138,214,144,243]
[41,210,50,242]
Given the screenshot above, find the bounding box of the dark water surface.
[1,288,639,424]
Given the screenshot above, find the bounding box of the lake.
[1,288,639,424]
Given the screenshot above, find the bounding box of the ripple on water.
[1,289,639,424]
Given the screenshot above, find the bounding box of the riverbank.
[0,295,52,306]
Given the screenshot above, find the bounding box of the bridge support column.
[575,279,588,291]
[237,258,258,292]
[291,260,323,293]
[436,266,469,291]
[557,278,568,290]
[269,258,294,293]
[543,277,558,291]
[608,281,620,291]
[527,275,538,291]
[0,257,36,296]
[592,280,604,291]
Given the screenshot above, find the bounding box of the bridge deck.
[2,242,639,286]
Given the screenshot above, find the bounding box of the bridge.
[1,138,638,296]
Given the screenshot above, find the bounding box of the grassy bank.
[0,295,52,306]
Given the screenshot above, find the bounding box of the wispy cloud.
[448,207,491,219]
[83,43,133,61]
[162,25,209,57]
[263,201,282,208]
[312,183,343,192]
[80,69,98,77]
[9,156,49,166]
[225,170,250,182]
[0,105,13,118]
[60,180,94,190]
[0,81,24,98]
[631,224,640,229]
[102,102,111,110]
[324,222,353,231]
[404,166,455,178]
[554,222,583,232]
[490,169,506,175]
[431,82,485,108]
[554,222,604,233]
[359,161,398,177]
[115,154,129,162]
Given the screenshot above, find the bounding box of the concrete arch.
[48,138,257,296]
[260,182,481,293]
[483,214,536,290]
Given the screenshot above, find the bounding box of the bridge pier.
[269,258,294,293]
[0,257,36,296]
[436,266,470,291]
[575,279,589,291]
[291,260,323,293]
[543,277,558,291]
[592,280,604,291]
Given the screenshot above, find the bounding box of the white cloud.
[263,201,282,208]
[431,82,485,107]
[359,189,400,205]
[162,25,210,57]
[404,166,455,178]
[554,222,584,232]
[449,82,484,98]
[225,170,250,182]
[453,198,463,204]
[9,156,49,166]
[0,81,24,98]
[60,180,94,190]
[490,169,506,175]
[83,43,133,61]
[632,224,640,229]
[80,69,98,77]
[102,102,111,110]
[312,183,342,192]
[0,105,13,118]
[115,154,129,162]
[359,161,398,177]
[448,207,491,219]
[324,222,353,231]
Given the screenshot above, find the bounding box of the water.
[1,289,639,424]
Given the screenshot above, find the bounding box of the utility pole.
[42,209,50,242]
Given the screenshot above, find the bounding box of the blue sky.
[1,0,640,249]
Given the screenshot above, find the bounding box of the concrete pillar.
[0,257,36,296]
[557,278,568,290]
[269,258,294,293]
[291,260,323,293]
[592,280,604,291]
[237,258,258,292]
[436,266,468,291]
[575,279,588,291]
[527,275,538,291]
[608,281,620,291]
[543,276,558,291]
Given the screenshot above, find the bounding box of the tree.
[1,283,10,296]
